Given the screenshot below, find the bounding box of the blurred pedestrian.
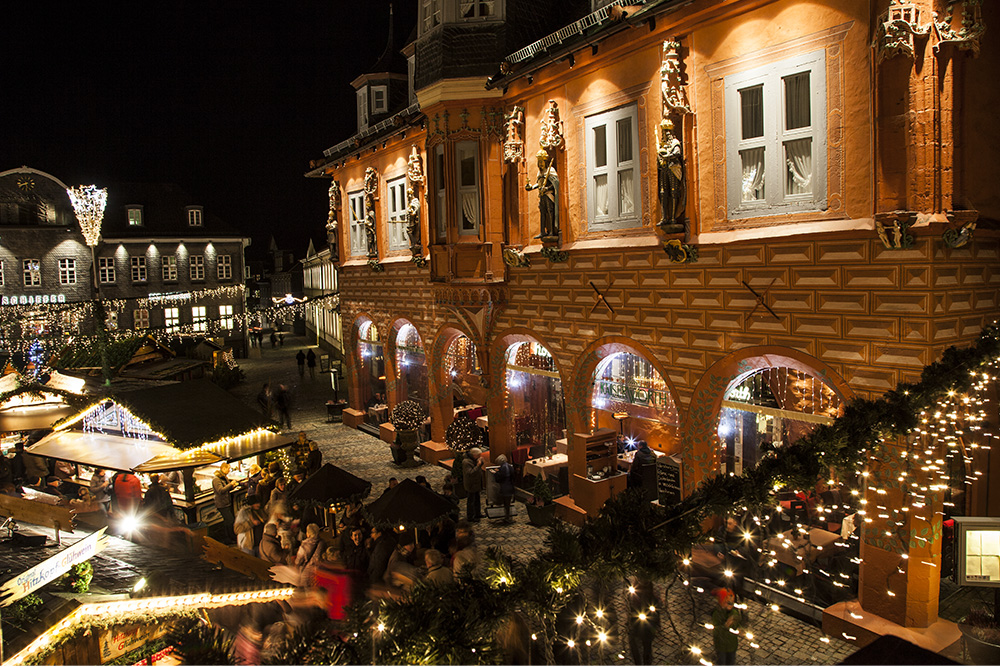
[270,332,277,348]
[235,494,266,555]
[275,385,292,429]
[142,473,174,519]
[306,348,317,381]
[306,441,322,476]
[462,448,485,522]
[213,462,240,542]
[494,454,515,523]
[257,383,273,420]
[90,468,111,514]
[295,350,306,378]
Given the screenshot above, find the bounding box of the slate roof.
[55,336,166,375]
[101,182,245,239]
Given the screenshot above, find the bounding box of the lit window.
[127,207,143,226]
[585,103,641,231]
[421,0,441,32]
[217,255,232,280]
[162,255,178,282]
[98,257,115,284]
[192,306,207,333]
[725,49,826,218]
[456,141,480,236]
[58,258,76,285]
[131,256,147,283]
[187,207,203,226]
[164,307,179,333]
[372,86,388,114]
[433,144,446,241]
[386,176,408,251]
[219,304,234,330]
[190,255,205,281]
[460,0,494,18]
[134,308,149,329]
[22,259,40,286]
[348,191,366,256]
[357,88,368,132]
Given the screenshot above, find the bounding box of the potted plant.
[960,604,1000,665]
[526,474,556,527]
[391,400,426,468]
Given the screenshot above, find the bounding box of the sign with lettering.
[0,528,108,606]
[656,455,683,507]
[595,381,671,409]
[0,294,66,306]
[99,623,169,663]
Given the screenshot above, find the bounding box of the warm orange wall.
[960,1,1000,222]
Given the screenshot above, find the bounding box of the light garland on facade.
[66,185,108,247]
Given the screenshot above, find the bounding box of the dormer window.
[127,206,143,226]
[357,88,369,132]
[187,207,203,227]
[460,0,494,18]
[372,86,388,114]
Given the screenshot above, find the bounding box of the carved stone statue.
[538,100,564,152]
[406,146,424,185]
[406,185,421,254]
[660,39,691,116]
[363,168,379,258]
[325,179,341,262]
[504,105,525,163]
[525,148,559,242]
[657,119,685,231]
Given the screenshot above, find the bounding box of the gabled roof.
[56,335,172,375]
[101,182,245,239]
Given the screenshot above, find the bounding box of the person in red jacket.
[112,471,142,516]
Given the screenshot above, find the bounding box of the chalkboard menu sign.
[656,455,682,507]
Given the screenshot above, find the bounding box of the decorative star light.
[67,185,108,247]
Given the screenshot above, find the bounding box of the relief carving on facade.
[658,39,691,234]
[363,167,379,259]
[874,210,917,249]
[932,0,985,55]
[538,100,565,152]
[873,1,930,64]
[942,210,978,249]
[503,105,525,164]
[406,146,426,267]
[326,179,341,263]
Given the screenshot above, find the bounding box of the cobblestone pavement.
[0,334,858,665]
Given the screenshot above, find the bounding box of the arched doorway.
[591,348,680,452]
[394,322,429,412]
[716,366,844,475]
[445,332,482,408]
[357,319,385,420]
[504,340,565,455]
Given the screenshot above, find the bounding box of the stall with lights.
[0,371,88,449]
[25,380,293,525]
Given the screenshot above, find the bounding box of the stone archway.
[386,318,430,413]
[429,323,481,443]
[682,346,854,494]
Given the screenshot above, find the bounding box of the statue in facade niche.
[657,119,685,231]
[405,185,421,253]
[406,146,424,186]
[363,168,379,258]
[526,148,559,242]
[325,179,341,262]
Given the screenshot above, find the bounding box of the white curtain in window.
[618,169,634,215]
[741,148,765,201]
[594,174,609,216]
[785,139,812,195]
[461,194,478,230]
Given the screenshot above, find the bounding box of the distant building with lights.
[308,0,999,643]
[302,238,343,359]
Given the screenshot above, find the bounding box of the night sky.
[4,1,417,260]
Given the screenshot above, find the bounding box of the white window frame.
[187,207,203,227]
[725,49,827,219]
[190,255,205,281]
[348,190,366,256]
[455,141,481,236]
[386,176,409,251]
[22,259,40,286]
[219,304,234,330]
[217,254,232,280]
[357,88,369,132]
[421,0,441,33]
[134,308,149,329]
[585,103,641,231]
[460,0,495,19]
[58,259,76,285]
[162,255,178,282]
[192,306,207,333]
[127,207,143,226]
[433,144,446,241]
[372,86,388,114]
[164,307,179,333]
[130,256,147,283]
[98,257,115,284]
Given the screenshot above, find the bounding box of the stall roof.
[70,380,272,449]
[0,405,75,433]
[26,431,214,473]
[197,429,294,464]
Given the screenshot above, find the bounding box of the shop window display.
[395,323,429,412]
[445,334,481,407]
[505,341,565,455]
[358,321,386,421]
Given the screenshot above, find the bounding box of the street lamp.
[67,185,112,384]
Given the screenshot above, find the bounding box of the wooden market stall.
[26,380,293,525]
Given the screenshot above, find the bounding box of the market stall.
[27,380,294,525]
[0,371,87,441]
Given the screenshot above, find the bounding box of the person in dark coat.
[212,462,240,542]
[493,454,515,523]
[626,440,657,491]
[462,448,485,522]
[274,385,292,429]
[259,523,289,564]
[305,441,322,476]
[342,526,370,595]
[306,348,317,381]
[142,473,174,519]
[367,525,397,585]
[295,350,306,378]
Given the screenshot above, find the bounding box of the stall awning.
[27,430,223,473]
[0,405,76,433]
[201,430,295,461]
